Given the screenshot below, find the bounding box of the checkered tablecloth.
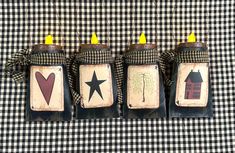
[0,1,234,152]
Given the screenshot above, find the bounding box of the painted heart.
[35,72,55,105]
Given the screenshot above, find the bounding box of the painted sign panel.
[127,65,159,109]
[79,64,113,108]
[175,63,209,107]
[30,66,64,111]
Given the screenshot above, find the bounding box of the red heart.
[35,72,55,105]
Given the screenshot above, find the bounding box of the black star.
[85,71,106,101]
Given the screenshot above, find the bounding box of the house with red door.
[184,70,203,99]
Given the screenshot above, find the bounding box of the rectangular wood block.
[79,64,114,108]
[175,63,209,107]
[30,66,64,111]
[127,65,159,109]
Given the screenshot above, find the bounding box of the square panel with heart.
[30,66,64,111]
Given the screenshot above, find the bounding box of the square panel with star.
[79,64,114,108]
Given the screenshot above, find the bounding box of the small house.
[184,70,203,99]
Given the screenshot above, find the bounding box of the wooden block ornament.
[169,32,213,118]
[123,32,166,118]
[75,33,119,119]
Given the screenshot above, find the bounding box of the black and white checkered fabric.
[0,1,234,152]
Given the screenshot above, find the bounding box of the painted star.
[85,71,106,101]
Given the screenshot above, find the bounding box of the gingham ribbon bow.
[5,49,31,83]
[5,49,66,83]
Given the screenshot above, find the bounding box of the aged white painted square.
[30,66,64,111]
[127,65,159,109]
[175,63,209,107]
[79,64,113,108]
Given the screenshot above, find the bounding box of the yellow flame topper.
[91,33,99,44]
[45,35,53,45]
[187,32,196,42]
[139,32,146,44]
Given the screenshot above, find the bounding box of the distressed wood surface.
[127,65,159,109]
[30,66,64,111]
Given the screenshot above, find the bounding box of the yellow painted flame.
[45,35,53,45]
[187,32,196,42]
[139,32,146,44]
[91,32,99,44]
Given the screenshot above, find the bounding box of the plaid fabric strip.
[159,50,177,85]
[5,49,31,83]
[124,49,160,64]
[66,56,81,105]
[176,50,209,63]
[30,53,66,65]
[114,55,124,106]
[160,50,176,63]
[76,48,114,64]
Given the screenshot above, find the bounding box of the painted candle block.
[123,43,166,119]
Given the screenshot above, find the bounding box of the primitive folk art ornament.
[5,35,72,121]
[168,32,213,118]
[122,33,166,119]
[73,33,119,119]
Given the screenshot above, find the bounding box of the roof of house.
[184,70,203,83]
